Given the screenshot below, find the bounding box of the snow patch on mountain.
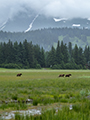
[0,21,7,30]
[72,24,80,27]
[53,18,68,22]
[25,14,39,32]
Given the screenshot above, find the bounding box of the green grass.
[0,69,90,119]
[14,101,90,120]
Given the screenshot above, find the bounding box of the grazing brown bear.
[65,74,71,77]
[58,74,65,77]
[69,74,72,76]
[17,73,22,77]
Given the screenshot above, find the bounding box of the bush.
[60,98,68,103]
[0,63,22,69]
[11,94,18,100]
[51,61,86,69]
[52,64,62,69]
[33,99,39,106]
[36,64,41,69]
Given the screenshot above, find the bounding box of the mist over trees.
[0,39,90,69]
[0,27,90,51]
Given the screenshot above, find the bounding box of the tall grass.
[0,69,90,119]
[14,100,90,120]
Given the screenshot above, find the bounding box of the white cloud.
[0,0,90,25]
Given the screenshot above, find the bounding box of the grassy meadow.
[0,68,90,119]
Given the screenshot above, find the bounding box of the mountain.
[0,12,90,51]
[1,12,90,32]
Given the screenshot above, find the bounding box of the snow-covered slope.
[1,12,90,32]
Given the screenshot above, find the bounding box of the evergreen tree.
[72,44,79,65]
[33,44,41,65]
[78,47,85,67]
[17,42,24,65]
[40,47,45,67]
[47,46,56,67]
[0,42,3,64]
[23,39,33,68]
[27,42,35,68]
[13,41,19,63]
[6,40,14,63]
[56,41,63,64]
[2,42,8,63]
[45,51,49,67]
[23,39,28,62]
[62,43,69,63]
[84,46,90,63]
[68,42,72,59]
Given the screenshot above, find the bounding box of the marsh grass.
[0,69,90,119]
[14,100,90,120]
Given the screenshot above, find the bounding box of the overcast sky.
[0,0,90,25]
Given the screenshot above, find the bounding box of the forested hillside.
[0,40,90,69]
[0,27,90,51]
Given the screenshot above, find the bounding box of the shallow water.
[1,105,73,119]
[1,109,41,120]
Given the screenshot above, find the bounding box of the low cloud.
[0,0,90,25]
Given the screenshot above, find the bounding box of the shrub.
[52,64,62,69]
[36,64,41,69]
[42,97,54,105]
[0,63,22,69]
[11,94,18,100]
[33,99,39,106]
[60,98,68,103]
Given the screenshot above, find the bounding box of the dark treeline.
[0,39,90,69]
[0,39,45,69]
[47,41,88,69]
